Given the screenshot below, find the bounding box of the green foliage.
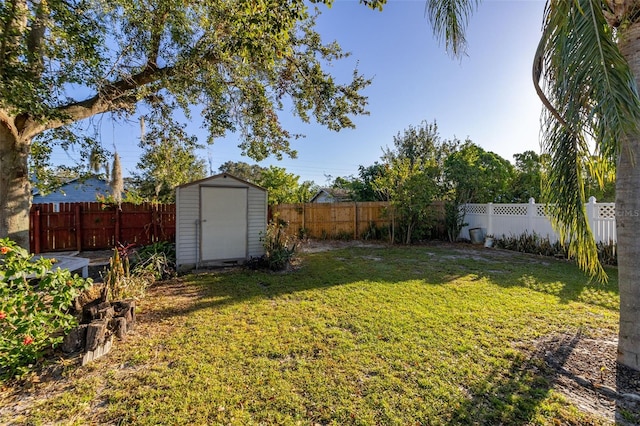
[596,241,617,266]
[374,121,454,243]
[96,189,146,205]
[261,219,298,271]
[445,201,467,242]
[493,232,618,267]
[258,166,315,205]
[131,106,208,203]
[342,163,388,202]
[584,156,616,202]
[360,222,387,241]
[217,162,317,204]
[493,233,568,258]
[103,243,167,301]
[511,151,547,202]
[534,0,640,281]
[10,0,372,165]
[0,238,91,379]
[132,242,177,281]
[444,141,515,203]
[218,161,267,184]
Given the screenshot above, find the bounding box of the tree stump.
[85,320,108,352]
[61,324,88,354]
[70,298,136,365]
[112,317,128,340]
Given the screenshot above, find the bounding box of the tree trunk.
[616,23,640,370]
[0,123,31,250]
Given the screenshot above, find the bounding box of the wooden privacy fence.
[30,202,176,253]
[270,201,446,240]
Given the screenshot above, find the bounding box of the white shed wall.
[175,183,201,268]
[247,188,267,257]
[176,174,267,271]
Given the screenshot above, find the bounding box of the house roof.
[310,187,352,203]
[32,176,113,203]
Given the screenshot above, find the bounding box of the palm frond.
[426,0,479,57]
[536,0,640,281]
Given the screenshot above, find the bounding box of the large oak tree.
[0,0,373,248]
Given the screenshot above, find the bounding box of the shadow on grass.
[449,332,583,424]
[148,244,619,322]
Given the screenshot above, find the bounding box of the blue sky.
[51,0,546,185]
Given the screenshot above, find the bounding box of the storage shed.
[175,174,267,271]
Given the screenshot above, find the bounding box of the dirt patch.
[528,332,640,425]
[298,239,388,253]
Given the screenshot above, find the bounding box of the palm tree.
[423,0,640,370]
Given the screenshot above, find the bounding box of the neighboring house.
[32,176,113,206]
[310,188,352,203]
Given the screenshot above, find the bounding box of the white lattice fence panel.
[493,205,527,216]
[460,201,617,243]
[465,204,487,215]
[598,204,615,219]
[536,205,548,217]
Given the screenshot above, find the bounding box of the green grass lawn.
[3,244,620,425]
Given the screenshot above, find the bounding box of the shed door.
[200,187,248,261]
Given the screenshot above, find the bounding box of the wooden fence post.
[302,203,306,234]
[75,203,82,251]
[152,204,158,242]
[115,207,121,245]
[33,208,41,254]
[353,202,358,240]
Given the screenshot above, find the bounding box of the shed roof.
[175,173,266,191]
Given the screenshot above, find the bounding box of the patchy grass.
[1,244,620,425]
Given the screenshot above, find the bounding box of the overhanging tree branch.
[20,64,176,139]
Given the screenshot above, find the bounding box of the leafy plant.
[445,201,467,242]
[493,232,568,258]
[103,247,129,301]
[597,240,617,266]
[261,219,298,271]
[103,241,177,301]
[135,241,176,263]
[0,238,91,378]
[491,232,616,265]
[132,242,176,281]
[361,222,388,241]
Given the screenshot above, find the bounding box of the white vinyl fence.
[460,197,616,244]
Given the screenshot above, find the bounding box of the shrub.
[493,232,618,266]
[262,219,298,271]
[0,238,91,379]
[493,232,567,258]
[132,242,176,281]
[103,242,177,301]
[445,202,467,243]
[597,240,617,266]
